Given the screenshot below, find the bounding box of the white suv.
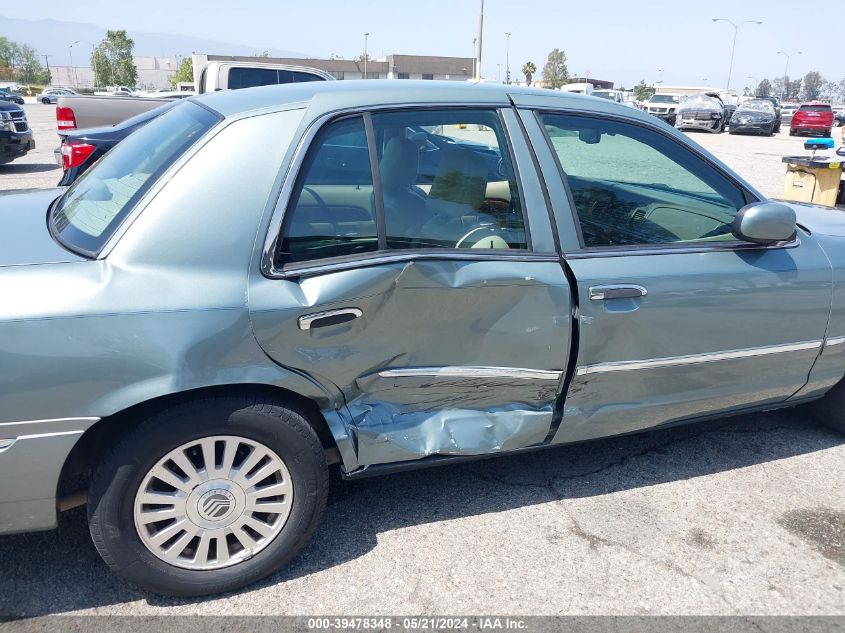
[646,93,682,125]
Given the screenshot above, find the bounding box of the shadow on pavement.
[0,409,841,616]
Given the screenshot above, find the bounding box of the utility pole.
[711,18,762,91]
[41,54,51,85]
[475,0,484,81]
[363,32,369,79]
[505,32,511,85]
[471,38,477,79]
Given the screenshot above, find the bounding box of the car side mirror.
[732,202,797,244]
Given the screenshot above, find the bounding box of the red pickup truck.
[790,103,834,137]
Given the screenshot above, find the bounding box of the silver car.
[2,81,845,597]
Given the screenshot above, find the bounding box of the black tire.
[87,395,329,597]
[41,97,50,104]
[812,380,845,435]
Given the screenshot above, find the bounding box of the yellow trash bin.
[782,156,844,207]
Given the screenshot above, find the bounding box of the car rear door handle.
[589,285,648,301]
[298,308,363,330]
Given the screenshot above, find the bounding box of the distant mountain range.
[0,16,307,65]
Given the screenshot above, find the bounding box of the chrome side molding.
[378,366,563,381]
[576,340,823,376]
[825,336,845,348]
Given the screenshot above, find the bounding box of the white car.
[38,87,78,104]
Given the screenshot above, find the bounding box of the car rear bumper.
[791,121,833,134]
[0,417,98,534]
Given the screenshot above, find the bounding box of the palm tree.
[522,61,537,86]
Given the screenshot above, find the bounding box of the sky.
[6,0,837,90]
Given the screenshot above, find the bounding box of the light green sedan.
[1,80,844,596]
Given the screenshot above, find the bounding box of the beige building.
[48,53,475,90]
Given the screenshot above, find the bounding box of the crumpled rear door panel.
[249,258,571,469]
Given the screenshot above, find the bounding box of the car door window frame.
[532,109,800,258]
[262,105,549,279]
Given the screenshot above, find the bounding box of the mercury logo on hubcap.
[198,489,235,521]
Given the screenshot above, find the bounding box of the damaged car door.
[249,107,572,469]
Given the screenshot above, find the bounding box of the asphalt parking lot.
[0,103,844,618]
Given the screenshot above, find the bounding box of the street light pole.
[777,50,801,99]
[472,38,477,80]
[363,33,369,79]
[475,0,484,82]
[68,44,76,88]
[505,32,511,85]
[711,18,762,91]
[75,41,96,89]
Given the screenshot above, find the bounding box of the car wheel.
[87,395,329,596]
[41,97,50,104]
[789,129,796,136]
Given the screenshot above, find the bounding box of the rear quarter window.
[50,101,220,256]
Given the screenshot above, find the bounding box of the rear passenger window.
[277,117,378,265]
[277,109,527,268]
[372,109,526,250]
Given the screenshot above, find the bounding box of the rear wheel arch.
[57,384,342,503]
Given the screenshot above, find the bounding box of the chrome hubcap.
[133,435,294,570]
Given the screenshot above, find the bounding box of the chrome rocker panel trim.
[575,340,823,376]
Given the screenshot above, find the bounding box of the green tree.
[254,50,271,58]
[755,78,771,98]
[541,48,568,89]
[169,57,193,88]
[633,79,654,102]
[522,61,536,86]
[800,71,824,101]
[0,36,19,80]
[13,44,48,84]
[92,30,137,87]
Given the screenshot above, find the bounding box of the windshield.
[51,101,219,256]
[593,91,613,100]
[650,95,679,104]
[681,95,720,109]
[738,100,774,113]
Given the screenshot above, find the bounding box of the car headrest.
[379,137,419,189]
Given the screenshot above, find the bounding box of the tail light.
[56,105,77,131]
[61,140,96,170]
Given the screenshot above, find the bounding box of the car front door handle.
[589,285,648,301]
[298,308,363,330]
